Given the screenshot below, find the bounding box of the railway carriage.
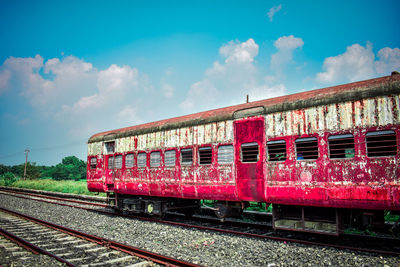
[87,73,400,235]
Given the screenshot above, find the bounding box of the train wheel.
[214,202,243,220]
[145,201,165,219]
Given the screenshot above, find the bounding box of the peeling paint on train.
[87,74,400,211]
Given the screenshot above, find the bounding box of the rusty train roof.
[88,73,400,143]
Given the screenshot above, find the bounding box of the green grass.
[3,178,105,196]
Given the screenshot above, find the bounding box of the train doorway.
[234,117,266,202]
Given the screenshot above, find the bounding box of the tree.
[0,164,11,176]
[52,156,86,180]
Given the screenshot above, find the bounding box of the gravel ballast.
[0,194,398,267]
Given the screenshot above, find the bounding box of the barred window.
[108,156,114,169]
[199,147,212,165]
[328,134,355,159]
[267,140,287,161]
[165,150,176,166]
[125,153,134,168]
[150,151,161,167]
[296,137,318,160]
[218,145,234,164]
[181,148,193,166]
[366,130,397,157]
[241,142,259,162]
[137,152,147,167]
[105,141,115,154]
[90,157,97,169]
[114,155,122,169]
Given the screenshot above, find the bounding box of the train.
[87,72,400,235]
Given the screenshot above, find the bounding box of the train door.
[105,154,114,190]
[234,117,266,201]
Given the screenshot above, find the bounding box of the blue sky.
[1,0,399,166]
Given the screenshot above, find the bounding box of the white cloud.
[179,79,219,110]
[270,35,304,76]
[316,43,400,84]
[180,38,286,112]
[375,47,400,75]
[161,83,174,98]
[0,54,153,140]
[160,68,175,98]
[248,83,286,102]
[117,105,140,125]
[316,43,375,83]
[267,4,282,22]
[219,39,259,64]
[0,55,98,110]
[0,69,11,94]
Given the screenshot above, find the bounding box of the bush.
[0,172,18,186]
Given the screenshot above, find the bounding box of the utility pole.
[24,148,30,180]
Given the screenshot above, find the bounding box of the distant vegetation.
[0,156,86,181]
[0,156,100,195]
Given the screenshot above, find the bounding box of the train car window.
[137,152,147,167]
[90,157,97,169]
[165,150,176,166]
[108,156,114,169]
[241,142,259,162]
[181,148,193,166]
[366,130,397,157]
[114,155,122,169]
[295,137,318,160]
[150,151,161,167]
[328,134,355,159]
[267,140,287,161]
[125,153,134,168]
[105,141,115,154]
[199,146,212,165]
[218,145,234,164]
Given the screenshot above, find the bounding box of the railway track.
[1,187,399,258]
[0,206,201,267]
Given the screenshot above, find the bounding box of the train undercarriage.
[107,193,397,236]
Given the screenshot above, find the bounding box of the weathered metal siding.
[265,95,400,137]
[87,120,236,199]
[265,94,400,209]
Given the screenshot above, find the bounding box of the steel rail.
[0,207,202,267]
[0,188,107,207]
[0,227,77,267]
[1,188,399,257]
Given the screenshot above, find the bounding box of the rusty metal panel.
[292,110,306,135]
[204,124,212,143]
[274,113,285,136]
[364,98,377,126]
[197,124,205,144]
[325,104,338,131]
[211,123,217,143]
[225,120,234,142]
[88,142,103,156]
[354,100,363,127]
[317,106,325,132]
[339,102,353,130]
[265,114,274,137]
[377,97,394,126]
[284,111,293,136]
[264,95,399,139]
[305,107,318,134]
[395,95,400,123]
[216,121,225,142]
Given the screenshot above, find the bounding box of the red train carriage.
[87,73,400,235]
